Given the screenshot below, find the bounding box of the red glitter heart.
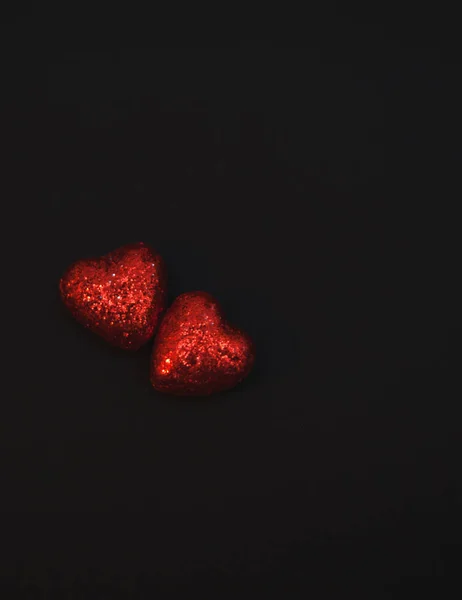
[150,291,255,396]
[59,242,167,350]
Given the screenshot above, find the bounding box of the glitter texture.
[59,242,167,350]
[150,291,255,396]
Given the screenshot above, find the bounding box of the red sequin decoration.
[150,291,255,396]
[59,242,167,350]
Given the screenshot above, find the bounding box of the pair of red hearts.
[59,243,255,396]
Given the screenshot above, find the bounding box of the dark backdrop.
[2,7,461,597]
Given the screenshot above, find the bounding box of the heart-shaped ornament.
[150,291,255,396]
[60,242,167,350]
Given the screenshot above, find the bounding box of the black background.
[2,6,462,597]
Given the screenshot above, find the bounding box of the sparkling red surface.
[59,242,167,350]
[150,291,255,396]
